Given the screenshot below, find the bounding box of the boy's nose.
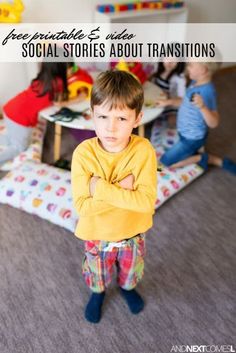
[106,119,116,132]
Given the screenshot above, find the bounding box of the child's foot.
[85,292,105,323]
[222,158,236,175]
[198,152,209,170]
[120,288,144,314]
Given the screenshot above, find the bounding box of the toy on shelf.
[114,60,147,84]
[97,1,184,13]
[0,0,24,23]
[67,66,93,100]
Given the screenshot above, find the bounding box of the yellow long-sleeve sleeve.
[71,154,114,217]
[71,135,157,241]
[93,150,157,213]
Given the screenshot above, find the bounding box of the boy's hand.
[119,174,134,190]
[89,176,100,196]
[191,94,205,110]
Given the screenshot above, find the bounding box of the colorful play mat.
[0,117,203,232]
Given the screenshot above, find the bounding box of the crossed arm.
[71,150,157,217]
[90,174,134,195]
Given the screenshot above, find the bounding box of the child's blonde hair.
[203,62,221,76]
[91,70,144,116]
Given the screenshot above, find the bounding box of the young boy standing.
[71,70,157,323]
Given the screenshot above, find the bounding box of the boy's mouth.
[104,137,117,141]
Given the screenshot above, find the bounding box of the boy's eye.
[118,117,127,121]
[98,115,107,119]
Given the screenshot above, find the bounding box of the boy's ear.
[134,111,143,128]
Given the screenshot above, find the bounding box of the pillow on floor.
[0,118,47,172]
[152,119,204,209]
[0,120,204,233]
[0,161,78,232]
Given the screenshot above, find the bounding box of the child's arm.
[192,94,220,128]
[71,152,114,217]
[156,97,183,108]
[90,174,134,195]
[53,92,87,107]
[91,147,157,214]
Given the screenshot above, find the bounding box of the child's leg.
[0,145,19,166]
[170,154,202,169]
[208,154,222,167]
[171,153,236,174]
[117,234,145,314]
[82,241,116,323]
[0,113,11,146]
[4,114,32,154]
[160,135,205,167]
[207,154,236,175]
[0,134,10,146]
[0,114,32,165]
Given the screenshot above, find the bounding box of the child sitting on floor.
[0,62,68,167]
[160,62,236,175]
[71,70,157,323]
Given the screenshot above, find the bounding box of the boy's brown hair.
[91,70,144,116]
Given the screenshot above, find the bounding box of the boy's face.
[187,62,208,81]
[92,102,142,153]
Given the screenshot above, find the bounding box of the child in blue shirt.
[160,62,236,174]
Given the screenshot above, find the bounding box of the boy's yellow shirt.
[71,134,157,241]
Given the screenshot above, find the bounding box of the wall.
[21,0,236,23]
[185,0,236,23]
[22,0,94,23]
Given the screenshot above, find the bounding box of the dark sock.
[197,152,208,170]
[85,292,105,323]
[120,288,144,314]
[222,158,236,175]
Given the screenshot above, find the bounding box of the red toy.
[114,60,147,84]
[67,67,93,99]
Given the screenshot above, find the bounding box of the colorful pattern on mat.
[0,118,204,233]
[0,118,47,171]
[151,118,204,208]
[0,161,78,232]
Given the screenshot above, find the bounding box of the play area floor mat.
[0,160,78,232]
[152,119,204,209]
[0,119,204,233]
